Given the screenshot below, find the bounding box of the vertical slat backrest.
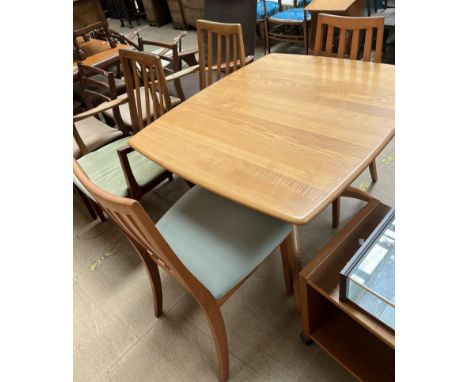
[73,160,202,293]
[196,19,247,90]
[119,49,173,133]
[313,13,385,63]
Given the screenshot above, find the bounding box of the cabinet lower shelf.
[299,200,395,382]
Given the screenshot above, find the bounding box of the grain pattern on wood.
[129,54,394,225]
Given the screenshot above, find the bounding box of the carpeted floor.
[73,18,395,382]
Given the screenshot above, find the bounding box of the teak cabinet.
[299,200,395,382]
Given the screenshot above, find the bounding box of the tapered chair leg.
[132,241,163,317]
[369,159,378,183]
[197,297,229,382]
[332,197,340,229]
[91,200,107,222]
[280,237,295,296]
[74,185,97,220]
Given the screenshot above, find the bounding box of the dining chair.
[263,0,312,54]
[93,50,182,131]
[161,19,254,100]
[313,13,384,227]
[73,160,296,382]
[137,30,198,101]
[73,51,181,220]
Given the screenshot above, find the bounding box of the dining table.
[128,53,395,296]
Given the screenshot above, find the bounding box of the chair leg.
[280,238,295,296]
[332,197,340,229]
[369,159,378,183]
[74,185,97,220]
[280,229,301,311]
[91,200,107,222]
[132,241,163,317]
[264,20,271,54]
[197,296,229,382]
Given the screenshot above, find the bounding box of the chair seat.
[257,1,280,19]
[103,86,181,127]
[156,186,292,300]
[269,8,311,22]
[73,116,124,158]
[74,136,167,198]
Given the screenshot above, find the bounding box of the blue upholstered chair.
[73,160,296,382]
[263,0,312,54]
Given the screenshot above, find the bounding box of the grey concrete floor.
[74,19,395,382]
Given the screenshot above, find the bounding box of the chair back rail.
[119,49,173,132]
[196,19,247,90]
[314,13,384,62]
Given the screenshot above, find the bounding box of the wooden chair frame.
[196,20,249,90]
[313,13,384,62]
[73,159,297,381]
[137,31,198,101]
[312,13,384,228]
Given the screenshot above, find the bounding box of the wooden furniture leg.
[132,240,163,317]
[196,296,229,382]
[332,197,340,229]
[74,184,97,220]
[280,227,301,311]
[369,159,378,183]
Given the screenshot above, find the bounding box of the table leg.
[281,226,302,312]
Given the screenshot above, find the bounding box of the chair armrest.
[117,145,141,199]
[73,96,128,123]
[164,65,199,82]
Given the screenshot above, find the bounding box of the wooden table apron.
[129,53,394,226]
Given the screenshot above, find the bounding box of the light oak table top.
[129,53,394,225]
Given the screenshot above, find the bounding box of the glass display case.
[340,209,395,330]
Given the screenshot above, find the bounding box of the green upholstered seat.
[74,136,166,198]
[156,186,293,300]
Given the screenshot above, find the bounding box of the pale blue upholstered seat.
[269,7,312,21]
[257,1,280,19]
[156,186,293,300]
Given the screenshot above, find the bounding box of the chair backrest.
[314,13,384,63]
[73,159,204,294]
[196,19,247,90]
[119,49,174,132]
